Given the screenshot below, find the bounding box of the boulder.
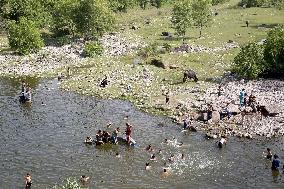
[211,111,220,122]
[169,64,179,69]
[150,58,166,69]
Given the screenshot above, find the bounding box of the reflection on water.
[0,77,284,189]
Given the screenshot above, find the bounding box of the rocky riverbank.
[1,32,283,140]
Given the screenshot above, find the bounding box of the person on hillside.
[217,85,223,97]
[125,122,133,145]
[165,92,170,104]
[100,75,108,88]
[25,173,32,189]
[271,154,280,170]
[239,89,246,106]
[217,137,227,148]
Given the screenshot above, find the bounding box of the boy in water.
[271,154,280,170]
[218,137,227,148]
[25,173,32,189]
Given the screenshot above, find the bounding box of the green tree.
[75,0,115,38]
[264,27,284,75]
[139,0,150,9]
[51,0,79,37]
[171,0,192,40]
[108,0,136,12]
[0,0,51,27]
[191,0,212,37]
[7,17,44,55]
[233,43,265,79]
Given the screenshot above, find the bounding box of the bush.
[83,41,104,57]
[233,43,265,79]
[7,18,44,55]
[264,27,284,75]
[212,0,230,5]
[138,43,159,58]
[239,0,268,7]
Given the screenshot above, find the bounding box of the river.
[0,77,283,189]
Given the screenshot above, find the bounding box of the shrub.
[264,27,284,75]
[233,43,265,79]
[239,0,268,7]
[7,18,44,55]
[138,43,159,58]
[83,41,104,57]
[212,0,230,5]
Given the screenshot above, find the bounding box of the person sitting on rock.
[100,75,108,87]
[96,130,104,145]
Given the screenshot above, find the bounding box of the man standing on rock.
[239,89,246,106]
[165,92,170,104]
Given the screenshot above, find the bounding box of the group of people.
[84,122,134,146]
[19,81,32,103]
[239,88,258,112]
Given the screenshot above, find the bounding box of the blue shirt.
[272,159,280,169]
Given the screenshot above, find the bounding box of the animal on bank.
[183,69,198,82]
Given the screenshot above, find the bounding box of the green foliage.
[191,0,212,37]
[0,0,51,27]
[108,0,136,12]
[171,0,192,37]
[233,43,265,79]
[211,0,230,5]
[139,0,150,9]
[51,0,78,37]
[163,43,172,52]
[239,0,269,7]
[75,0,115,38]
[53,178,82,189]
[138,43,159,58]
[263,27,284,75]
[7,18,44,55]
[83,41,104,57]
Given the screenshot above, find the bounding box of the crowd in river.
[18,80,284,188]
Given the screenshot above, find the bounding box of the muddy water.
[0,77,284,189]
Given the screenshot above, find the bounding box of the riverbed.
[0,77,284,189]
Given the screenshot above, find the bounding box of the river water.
[0,77,284,189]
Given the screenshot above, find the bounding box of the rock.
[131,25,139,30]
[169,64,179,69]
[211,111,220,123]
[150,58,166,69]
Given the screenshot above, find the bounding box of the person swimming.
[115,152,121,158]
[217,137,227,148]
[161,168,171,178]
[84,136,93,144]
[146,144,153,151]
[150,154,156,161]
[80,175,90,183]
[168,154,174,163]
[145,162,151,170]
